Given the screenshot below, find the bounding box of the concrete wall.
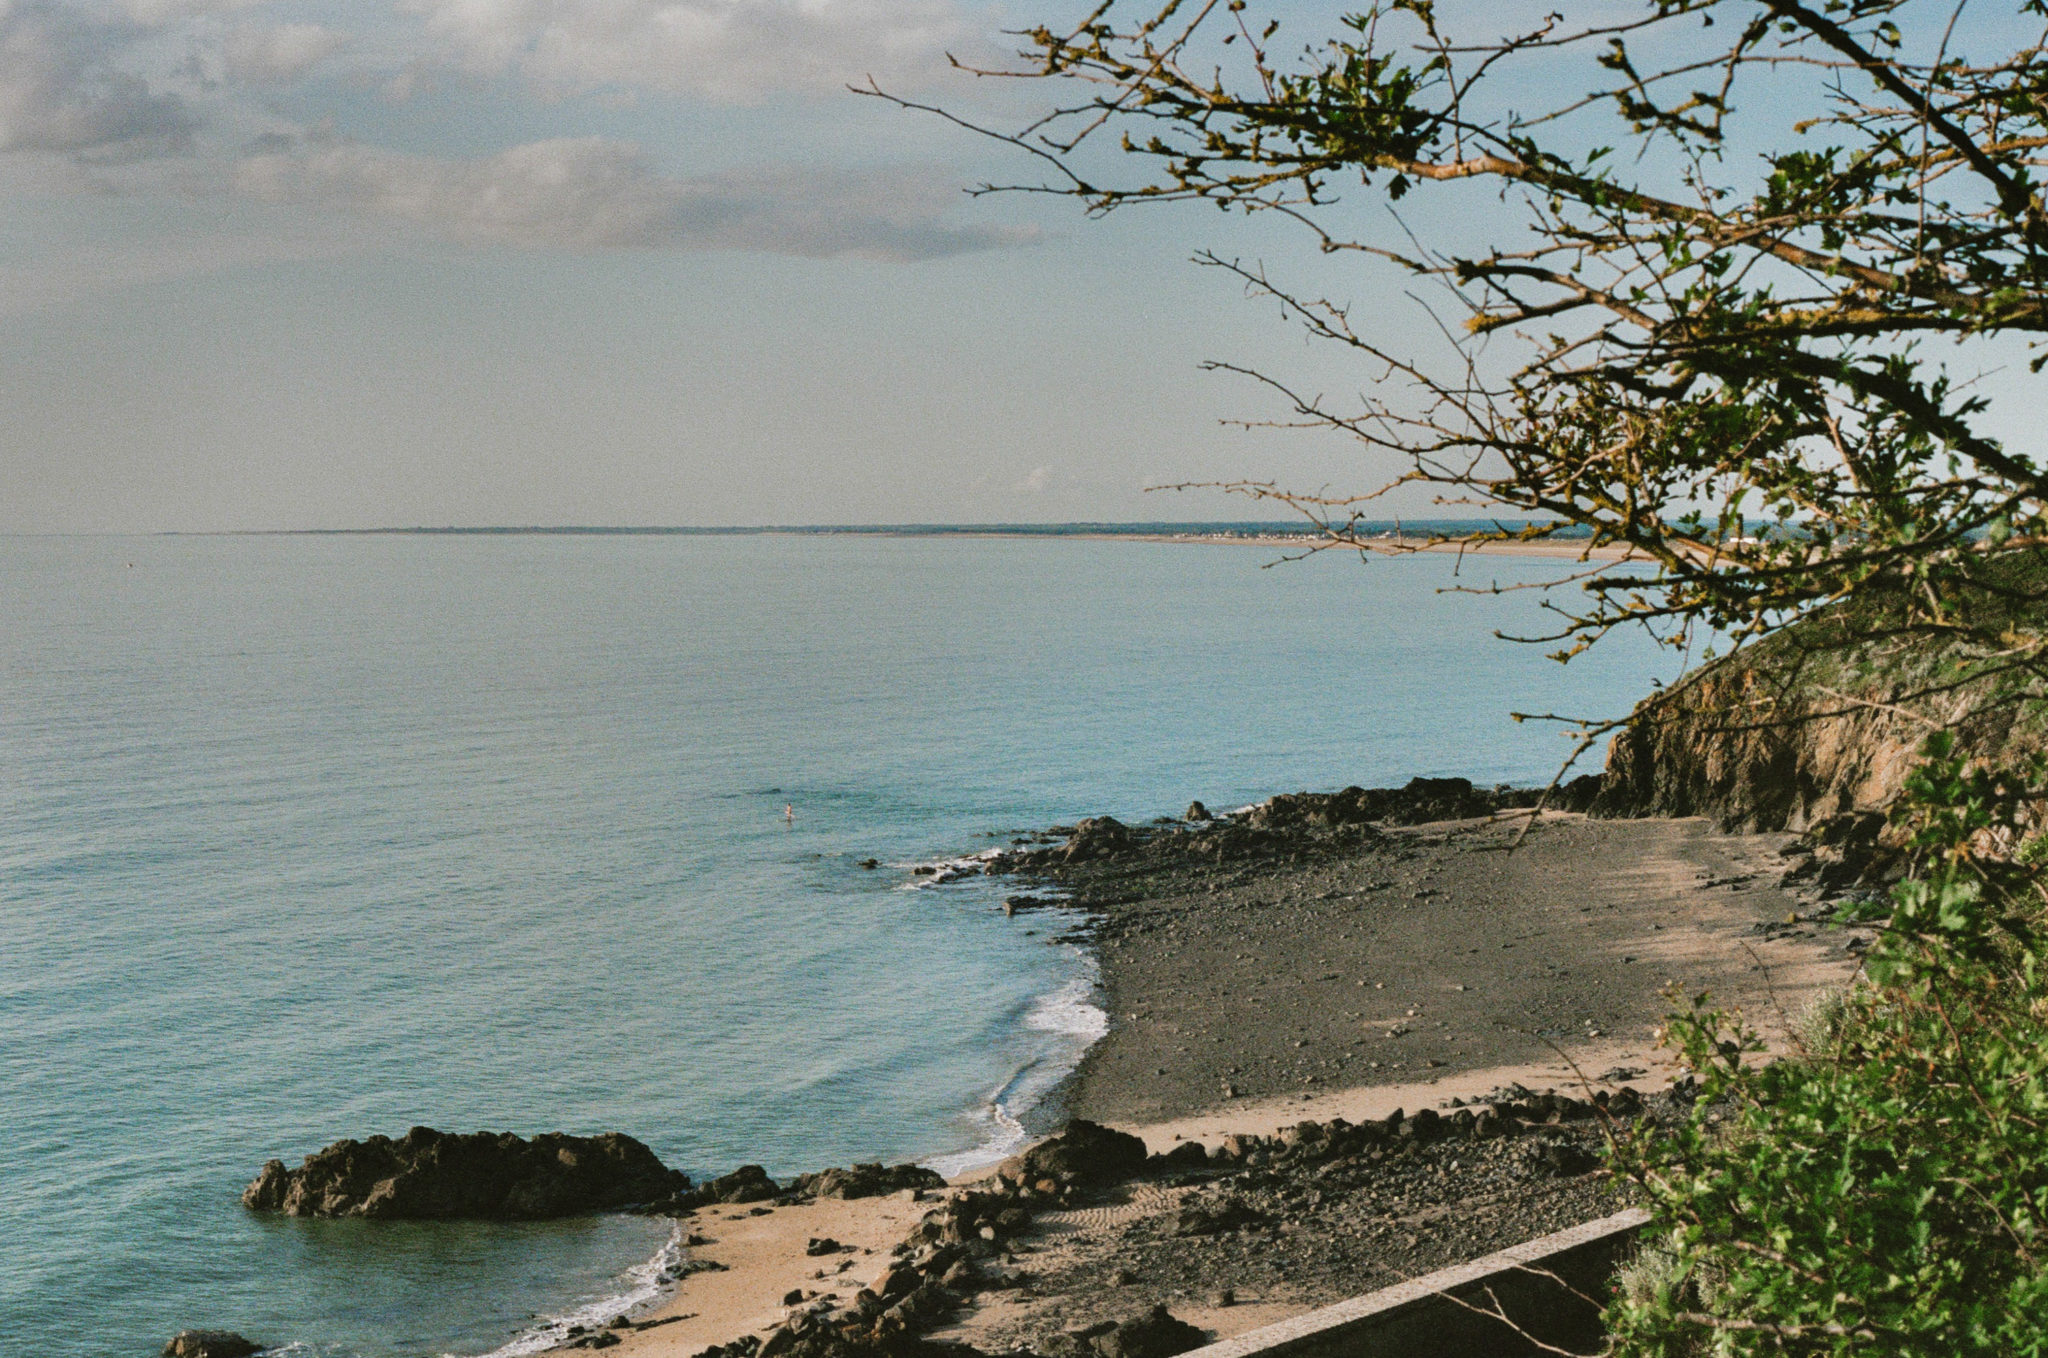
[1181,1208,1650,1358]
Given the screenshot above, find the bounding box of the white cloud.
[233,134,1030,258]
[404,0,976,102]
[222,23,347,85]
[0,1,195,155]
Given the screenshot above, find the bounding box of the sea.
[0,530,1673,1358]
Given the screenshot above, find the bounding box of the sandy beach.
[606,1195,934,1358]
[569,802,1862,1358]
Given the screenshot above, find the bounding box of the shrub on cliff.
[1606,737,2048,1354]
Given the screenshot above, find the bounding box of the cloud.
[404,0,976,102]
[0,1,195,156]
[117,0,266,21]
[222,23,348,86]
[232,134,1031,258]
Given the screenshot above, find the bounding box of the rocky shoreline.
[568,1085,1674,1358]
[577,779,1861,1358]
[974,785,1859,1126]
[198,776,1869,1358]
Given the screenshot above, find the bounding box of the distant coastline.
[182,520,1634,557]
[192,519,1573,537]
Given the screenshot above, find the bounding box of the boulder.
[702,1164,780,1204]
[1528,1139,1601,1177]
[163,1333,262,1358]
[1091,1306,1207,1358]
[997,1120,1147,1191]
[1061,817,1131,862]
[241,1127,689,1220]
[1148,1141,1209,1173]
[1554,773,1604,812]
[1171,1197,1264,1237]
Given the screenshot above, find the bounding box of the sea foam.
[467,1223,684,1358]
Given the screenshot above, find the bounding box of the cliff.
[1593,574,2048,832]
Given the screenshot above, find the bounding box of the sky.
[2,0,1421,532]
[2,1,2038,532]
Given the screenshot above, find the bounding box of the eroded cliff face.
[1593,641,2040,832]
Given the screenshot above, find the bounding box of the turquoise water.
[0,534,1670,1358]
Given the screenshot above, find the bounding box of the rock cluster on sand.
[935,1091,1672,1358]
[659,1123,1213,1358]
[786,1163,948,1201]
[163,1332,262,1358]
[655,1098,1646,1358]
[632,1161,949,1216]
[242,1128,689,1219]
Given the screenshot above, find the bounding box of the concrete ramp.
[1181,1208,1650,1358]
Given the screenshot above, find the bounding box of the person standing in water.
[784,802,794,825]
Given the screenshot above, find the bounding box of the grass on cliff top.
[1671,546,2048,730]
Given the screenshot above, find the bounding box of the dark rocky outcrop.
[1244,779,1504,829]
[985,777,1603,891]
[163,1333,262,1358]
[696,1164,781,1205]
[241,1127,689,1219]
[1061,817,1133,862]
[620,1160,947,1217]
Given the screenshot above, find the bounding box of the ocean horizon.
[1,532,1669,1358]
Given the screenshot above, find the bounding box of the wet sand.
[1061,812,1856,1127]
[609,1195,932,1358]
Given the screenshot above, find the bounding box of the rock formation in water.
[163,1332,263,1358]
[242,1126,689,1219]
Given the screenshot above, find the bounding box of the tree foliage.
[913,0,2048,677]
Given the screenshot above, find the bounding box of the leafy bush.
[1606,736,2048,1355]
